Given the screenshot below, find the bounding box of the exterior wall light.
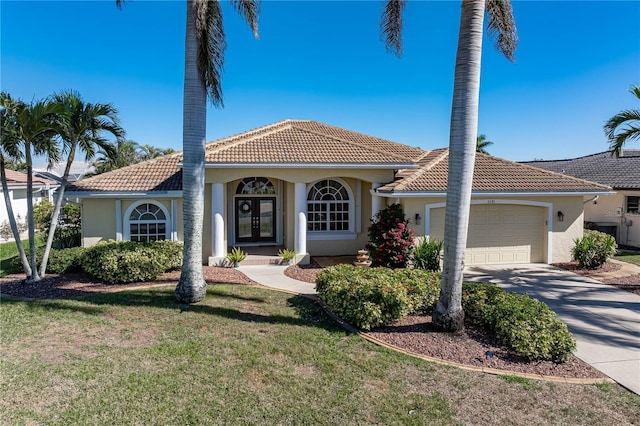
[415,213,422,225]
[557,211,564,222]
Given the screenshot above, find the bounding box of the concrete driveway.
[464,264,640,394]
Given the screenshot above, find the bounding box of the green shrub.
[82,240,183,283]
[412,237,443,271]
[572,229,617,269]
[366,204,415,268]
[11,246,85,274]
[315,265,440,330]
[462,283,576,362]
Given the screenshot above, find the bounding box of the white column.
[371,183,383,220]
[170,199,178,241]
[294,182,307,255]
[212,183,225,258]
[115,200,123,241]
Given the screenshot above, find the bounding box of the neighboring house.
[525,150,640,248]
[1,169,58,230]
[33,160,95,185]
[66,120,611,265]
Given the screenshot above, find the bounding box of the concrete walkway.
[238,262,639,394]
[464,264,640,394]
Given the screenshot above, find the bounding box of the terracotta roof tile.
[4,169,58,187]
[377,150,612,193]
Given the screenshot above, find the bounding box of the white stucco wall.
[584,190,640,248]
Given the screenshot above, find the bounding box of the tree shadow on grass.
[1,285,344,333]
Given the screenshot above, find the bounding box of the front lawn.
[0,235,45,277]
[615,250,640,266]
[1,284,638,425]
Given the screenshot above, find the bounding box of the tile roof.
[4,169,58,187]
[376,150,612,194]
[203,120,424,164]
[67,120,611,195]
[522,150,640,190]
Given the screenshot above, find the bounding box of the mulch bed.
[553,261,640,296]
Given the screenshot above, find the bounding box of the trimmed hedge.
[316,266,576,362]
[82,240,183,284]
[572,229,617,269]
[315,265,440,330]
[11,246,85,274]
[462,283,576,362]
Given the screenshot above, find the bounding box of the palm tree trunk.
[24,142,40,281]
[39,144,75,277]
[175,0,207,303]
[0,156,32,276]
[432,0,485,332]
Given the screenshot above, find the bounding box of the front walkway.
[464,264,640,394]
[238,261,640,394]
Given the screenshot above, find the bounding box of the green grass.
[615,250,640,266]
[1,284,638,425]
[0,234,45,276]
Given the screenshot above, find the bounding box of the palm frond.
[231,0,260,39]
[630,84,640,100]
[197,0,226,107]
[485,0,518,62]
[380,0,406,58]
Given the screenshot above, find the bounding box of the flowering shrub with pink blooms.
[366,203,415,268]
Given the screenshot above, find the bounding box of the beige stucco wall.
[584,191,640,248]
[399,195,585,264]
[206,167,395,186]
[81,198,117,247]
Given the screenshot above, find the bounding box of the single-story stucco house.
[525,150,640,248]
[66,120,612,266]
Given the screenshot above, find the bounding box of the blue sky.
[1,0,639,162]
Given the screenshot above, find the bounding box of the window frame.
[123,200,171,242]
[626,195,639,214]
[306,178,354,235]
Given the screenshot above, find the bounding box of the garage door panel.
[428,204,545,265]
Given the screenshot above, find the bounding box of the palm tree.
[605,84,640,157]
[89,139,141,175]
[382,0,517,331]
[140,144,175,161]
[476,134,493,154]
[39,90,124,277]
[0,92,62,281]
[1,92,32,276]
[117,0,260,303]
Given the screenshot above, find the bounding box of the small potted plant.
[226,247,247,267]
[278,248,297,265]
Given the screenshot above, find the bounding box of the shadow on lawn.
[1,286,343,333]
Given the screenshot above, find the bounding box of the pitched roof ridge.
[205,120,295,155]
[73,152,181,186]
[485,152,612,190]
[521,151,629,164]
[392,148,449,191]
[290,122,416,163]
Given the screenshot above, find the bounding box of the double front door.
[235,197,276,243]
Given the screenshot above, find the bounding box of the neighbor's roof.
[4,169,58,188]
[66,120,611,195]
[376,149,612,194]
[522,150,640,190]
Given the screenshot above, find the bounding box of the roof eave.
[64,190,183,199]
[374,190,616,198]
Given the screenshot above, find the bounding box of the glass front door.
[235,197,275,243]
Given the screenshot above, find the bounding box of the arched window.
[126,202,169,242]
[307,179,351,232]
[236,177,275,195]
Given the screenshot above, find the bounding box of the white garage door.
[429,204,546,265]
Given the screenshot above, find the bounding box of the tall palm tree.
[0,93,62,281]
[89,139,141,175]
[0,92,32,276]
[382,0,517,331]
[118,0,260,303]
[605,84,640,157]
[39,90,124,277]
[476,134,493,154]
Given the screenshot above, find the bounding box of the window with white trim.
[128,203,167,242]
[627,196,639,214]
[307,179,350,232]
